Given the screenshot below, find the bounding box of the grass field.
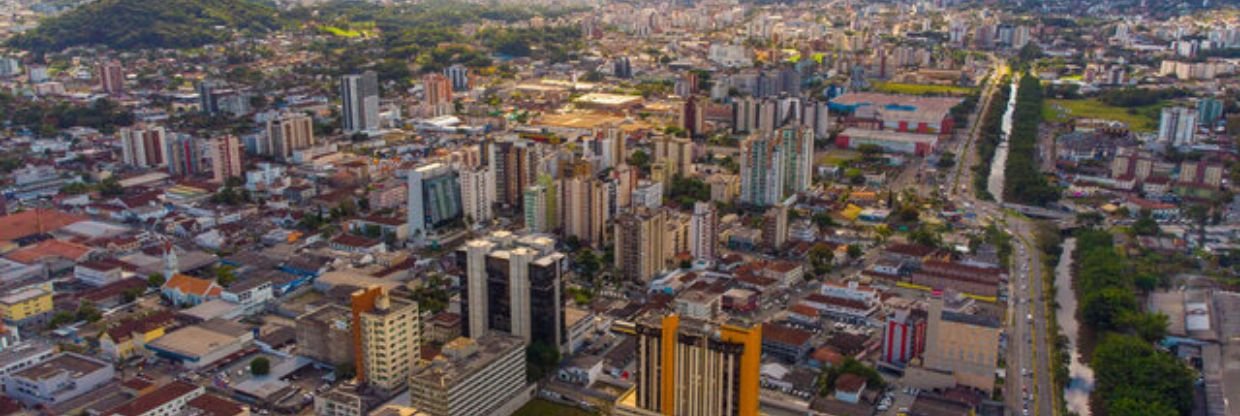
[1042,98,1161,132]
[512,399,596,416]
[320,25,375,38]
[871,82,977,96]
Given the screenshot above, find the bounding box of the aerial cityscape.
[0,0,1236,415]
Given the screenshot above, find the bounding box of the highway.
[937,58,1057,416]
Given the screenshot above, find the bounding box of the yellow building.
[99,311,176,361]
[0,284,54,326]
[620,314,762,416]
[351,287,421,392]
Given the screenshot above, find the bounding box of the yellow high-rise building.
[351,287,420,392]
[618,314,762,416]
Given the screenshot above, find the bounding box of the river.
[1054,238,1093,416]
[986,80,1017,202]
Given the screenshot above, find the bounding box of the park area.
[871,81,977,96]
[1042,98,1162,132]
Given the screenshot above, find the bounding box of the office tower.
[120,126,169,168]
[922,292,1001,393]
[98,60,123,95]
[407,163,463,242]
[444,64,469,92]
[778,66,801,96]
[596,125,626,169]
[679,97,706,138]
[613,56,633,79]
[164,134,201,177]
[882,307,927,366]
[341,71,380,134]
[689,202,717,261]
[624,314,762,416]
[459,165,495,227]
[652,134,694,179]
[350,287,420,392]
[615,208,667,283]
[1158,106,1197,148]
[264,112,315,160]
[409,334,527,416]
[523,184,550,233]
[455,231,566,347]
[1197,97,1224,127]
[560,174,609,247]
[485,137,535,210]
[209,135,243,184]
[423,73,453,115]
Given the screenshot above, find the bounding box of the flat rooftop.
[411,333,524,388]
[147,321,248,358]
[13,353,107,380]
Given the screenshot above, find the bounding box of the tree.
[813,212,836,228]
[76,301,102,323]
[525,340,561,382]
[147,273,166,288]
[847,244,863,260]
[627,150,651,172]
[1132,209,1160,236]
[574,248,601,279]
[1093,334,1194,416]
[99,176,123,197]
[334,362,356,380]
[1081,286,1137,331]
[250,357,271,376]
[215,266,238,287]
[809,244,834,277]
[1122,311,1169,343]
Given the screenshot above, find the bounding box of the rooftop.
[411,333,525,388]
[13,353,108,381]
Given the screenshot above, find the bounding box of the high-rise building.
[1158,106,1197,148]
[921,293,1001,393]
[680,97,705,137]
[264,112,315,160]
[1197,97,1224,127]
[409,334,527,416]
[341,71,380,134]
[615,208,667,282]
[800,99,831,139]
[444,64,470,92]
[120,126,168,168]
[620,314,762,416]
[209,135,243,184]
[762,203,789,250]
[98,60,123,95]
[424,73,454,116]
[613,56,633,79]
[689,201,717,261]
[407,163,463,243]
[522,184,550,233]
[164,134,201,177]
[738,126,813,206]
[459,165,495,227]
[652,134,694,179]
[881,307,927,366]
[485,137,535,210]
[350,287,420,392]
[456,232,566,347]
[559,174,609,247]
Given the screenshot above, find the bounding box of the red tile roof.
[104,381,201,416]
[763,323,813,346]
[163,274,222,297]
[5,239,94,264]
[0,209,86,242]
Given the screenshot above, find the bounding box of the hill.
[8,0,281,52]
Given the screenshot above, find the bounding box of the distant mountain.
[8,0,282,52]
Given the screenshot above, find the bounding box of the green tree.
[847,244,863,259]
[215,266,238,287]
[250,357,271,376]
[147,273,166,288]
[525,340,561,382]
[1093,334,1194,416]
[809,244,834,277]
[1081,286,1138,331]
[627,150,651,172]
[99,176,123,197]
[813,212,836,228]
